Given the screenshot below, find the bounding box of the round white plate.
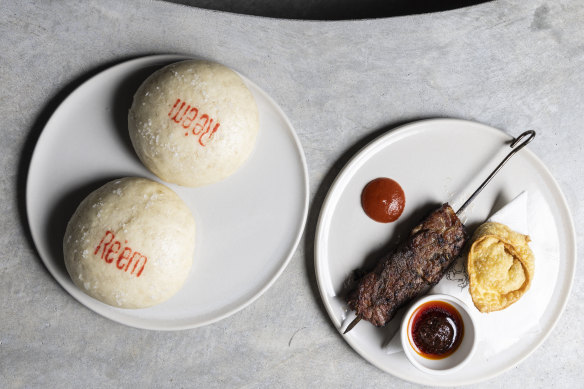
[27,55,309,330]
[315,119,576,386]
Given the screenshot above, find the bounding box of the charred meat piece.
[346,204,467,327]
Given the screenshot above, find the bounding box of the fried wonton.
[467,222,534,313]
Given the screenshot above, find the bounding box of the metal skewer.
[455,130,535,216]
[343,130,536,335]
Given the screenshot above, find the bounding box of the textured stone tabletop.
[1,1,582,387]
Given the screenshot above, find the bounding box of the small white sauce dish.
[400,294,477,375]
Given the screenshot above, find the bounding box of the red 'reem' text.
[94,231,147,277]
[168,98,220,146]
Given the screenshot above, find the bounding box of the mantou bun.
[128,60,259,187]
[63,177,196,308]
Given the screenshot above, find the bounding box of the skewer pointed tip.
[343,316,361,334]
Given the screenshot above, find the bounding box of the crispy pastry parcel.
[467,222,535,313]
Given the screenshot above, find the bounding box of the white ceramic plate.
[27,55,309,330]
[315,119,576,386]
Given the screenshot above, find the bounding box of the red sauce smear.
[361,177,405,223]
[409,300,464,360]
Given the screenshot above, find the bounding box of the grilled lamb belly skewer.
[346,203,466,328]
[343,130,535,334]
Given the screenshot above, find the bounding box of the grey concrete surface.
[1,0,582,387]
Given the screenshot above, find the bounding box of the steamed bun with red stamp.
[63,177,196,308]
[128,60,259,187]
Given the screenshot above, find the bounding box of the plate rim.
[314,118,577,385]
[26,54,310,330]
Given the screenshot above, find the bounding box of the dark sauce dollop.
[410,300,464,359]
[361,177,405,223]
